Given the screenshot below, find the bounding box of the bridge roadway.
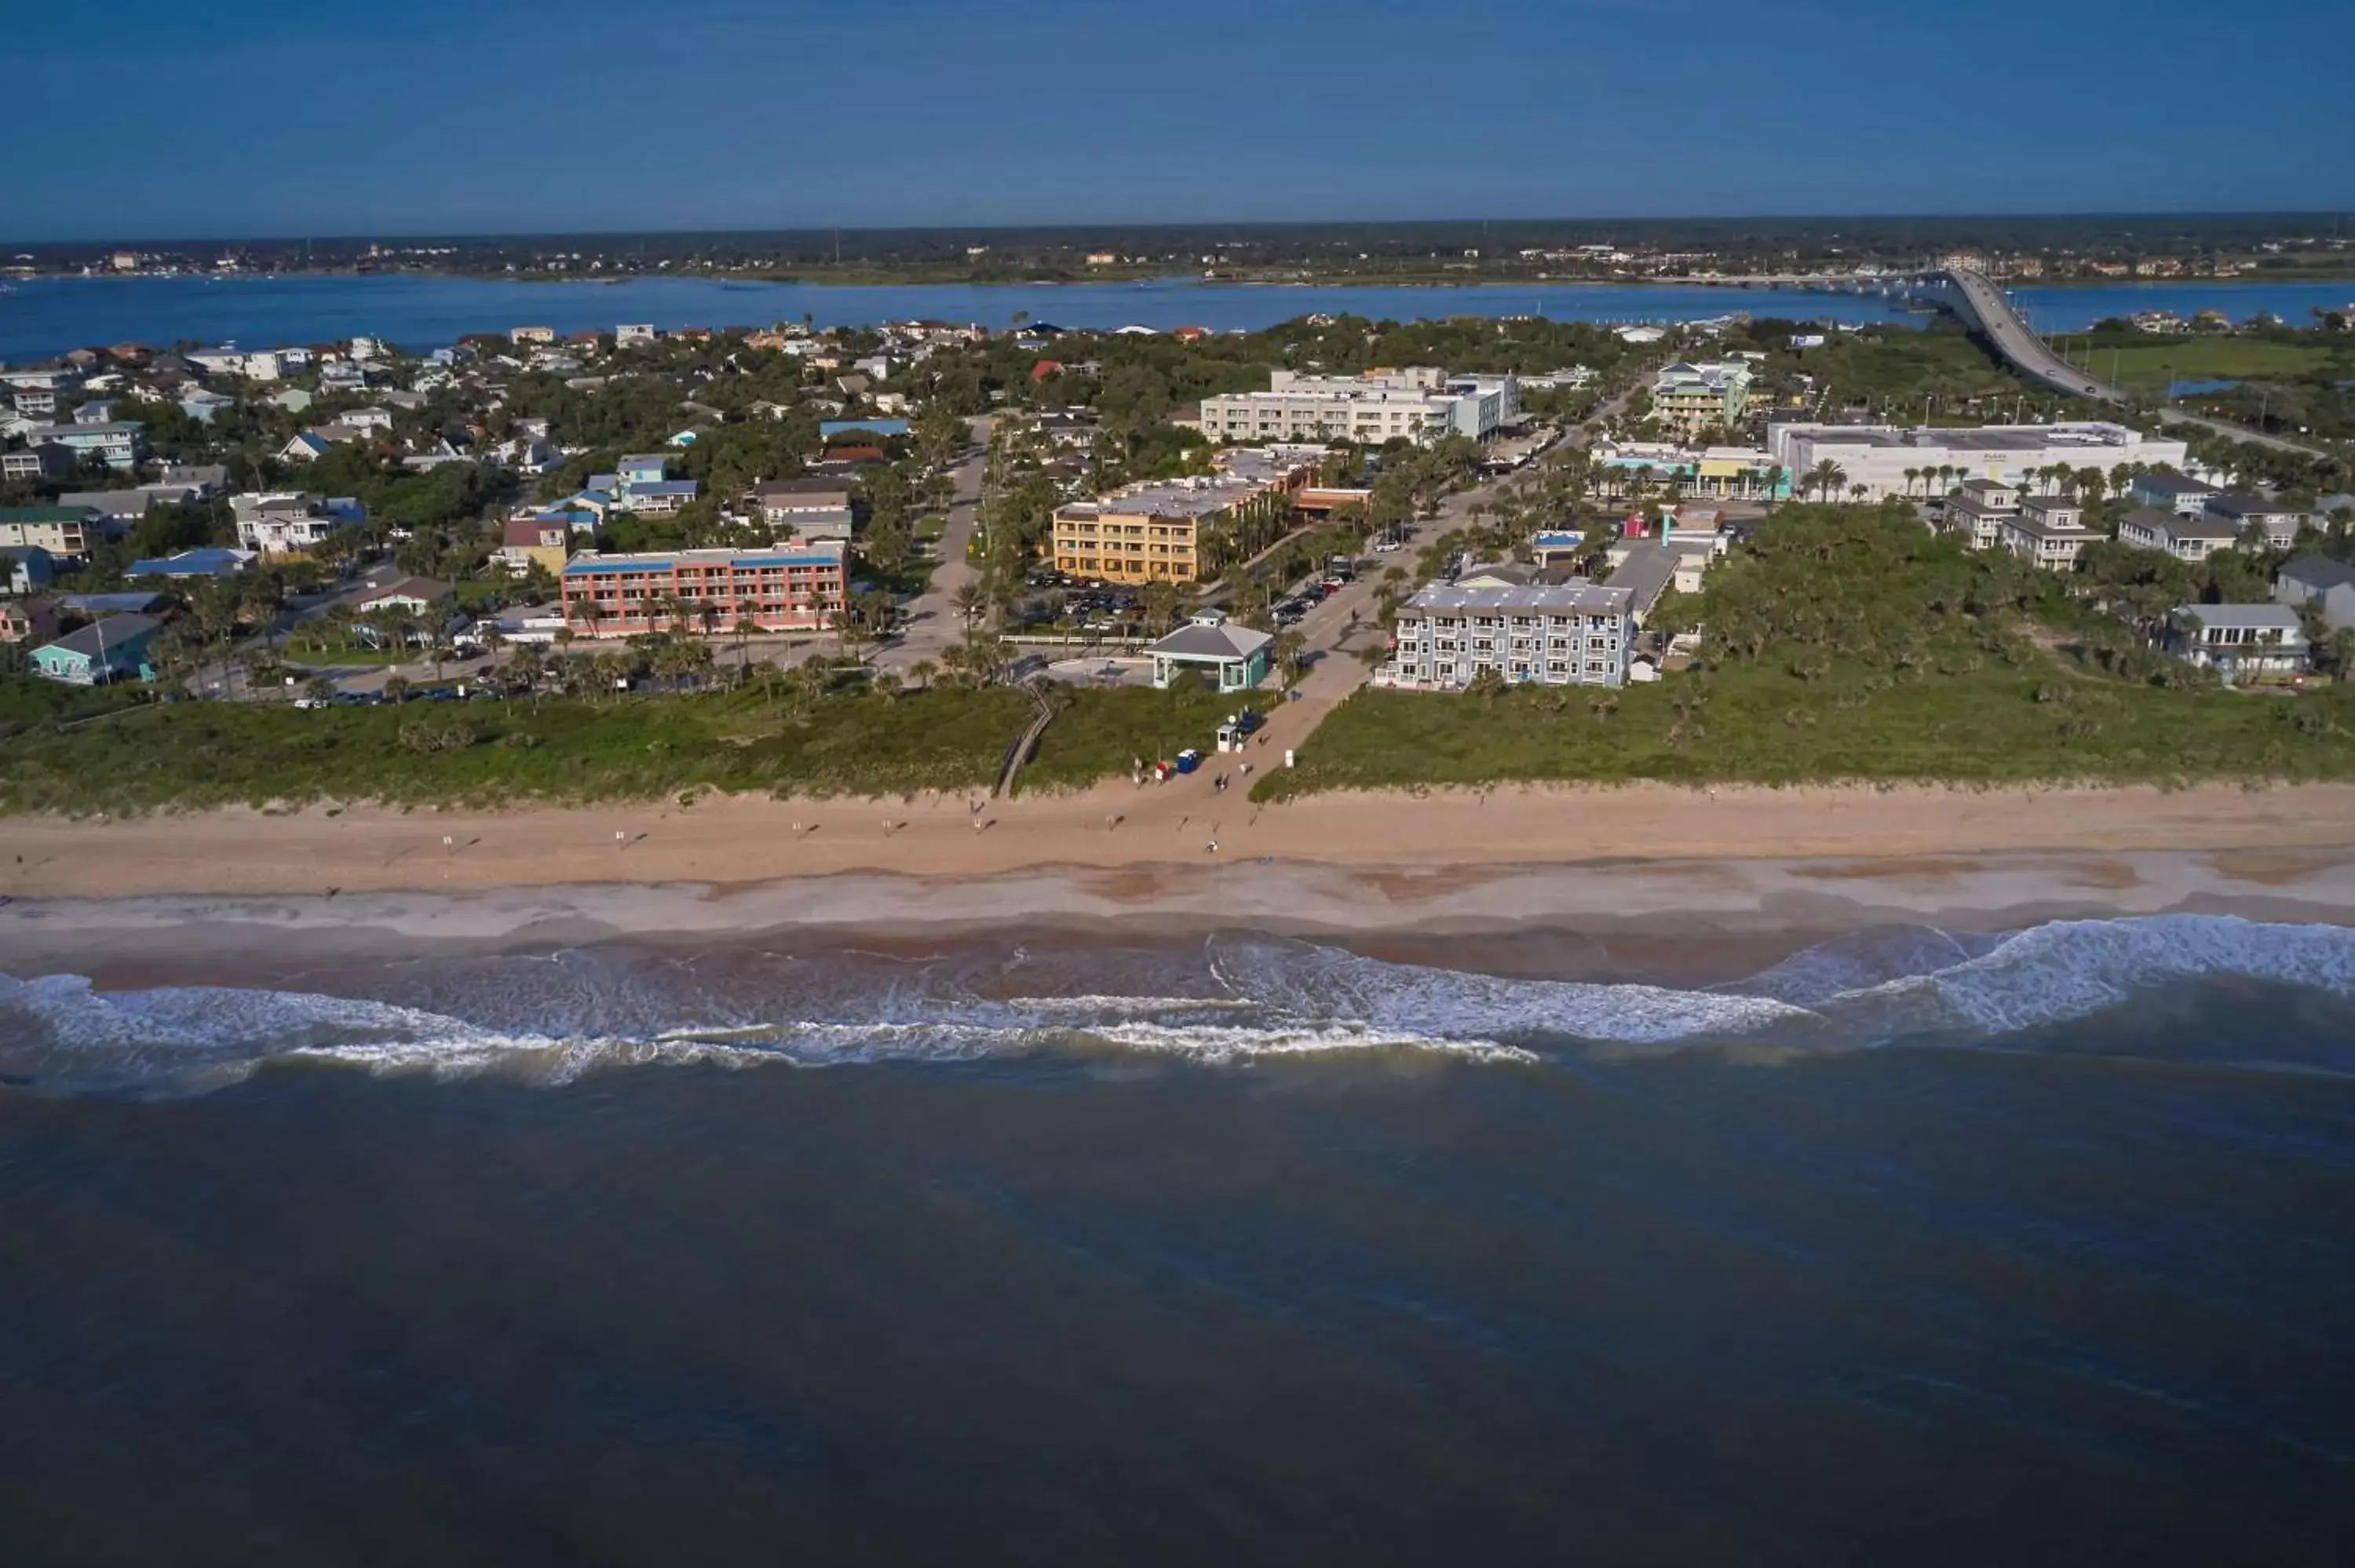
[1926,268,2324,457]
[1935,268,2124,402]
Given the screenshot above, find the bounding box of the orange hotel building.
[1049,448,1320,586]
[558,542,848,635]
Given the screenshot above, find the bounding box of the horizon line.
[11,208,2355,251]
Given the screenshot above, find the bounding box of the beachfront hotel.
[1381,582,1637,691]
[1050,469,1302,586]
[557,542,848,636]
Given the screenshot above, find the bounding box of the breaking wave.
[3,914,2353,1097]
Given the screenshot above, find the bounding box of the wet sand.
[6,842,2355,997]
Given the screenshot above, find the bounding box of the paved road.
[876,414,990,673]
[1946,268,2330,458]
[1944,268,2125,403]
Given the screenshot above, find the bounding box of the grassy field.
[0,680,1254,816]
[1258,502,2355,800]
[1261,657,2355,800]
[2089,338,2355,396]
[1020,686,1250,793]
[0,686,1031,815]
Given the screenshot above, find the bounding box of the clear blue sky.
[9,0,2353,239]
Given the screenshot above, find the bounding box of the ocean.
[2,913,2353,1564]
[2,272,2351,361]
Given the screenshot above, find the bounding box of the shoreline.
[5,842,2353,996]
[4,785,2355,984]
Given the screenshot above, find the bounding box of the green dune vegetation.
[1258,503,2355,800]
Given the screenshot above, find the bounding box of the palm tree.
[1903,466,1921,498]
[951,580,986,638]
[908,658,939,691]
[1803,459,1847,502]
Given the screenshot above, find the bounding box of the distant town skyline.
[11,0,2354,241]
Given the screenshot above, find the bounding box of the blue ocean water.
[2,914,2353,1565]
[2,272,2350,360]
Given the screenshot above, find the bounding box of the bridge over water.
[1711,268,2325,456]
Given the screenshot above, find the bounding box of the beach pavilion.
[1146,612,1272,692]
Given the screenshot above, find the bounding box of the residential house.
[179,388,236,424]
[619,454,670,487]
[2000,503,2098,571]
[0,598,60,645]
[185,345,248,376]
[1145,611,1274,692]
[1941,496,2017,550]
[0,443,74,481]
[268,387,316,414]
[21,421,146,470]
[60,489,165,525]
[2163,603,2309,680]
[318,360,369,394]
[558,542,849,636]
[0,544,57,595]
[2127,470,2220,516]
[498,516,572,576]
[127,548,257,579]
[509,326,557,345]
[356,576,458,622]
[0,505,108,556]
[233,493,365,555]
[2117,507,2240,563]
[10,387,58,416]
[615,324,660,348]
[158,463,228,498]
[748,479,853,530]
[339,407,396,433]
[2203,492,2306,549]
[278,432,336,463]
[1383,582,1637,691]
[29,613,161,684]
[2274,556,2355,633]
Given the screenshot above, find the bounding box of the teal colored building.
[30,613,161,684]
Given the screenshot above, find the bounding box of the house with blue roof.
[128,548,258,579]
[819,418,909,439]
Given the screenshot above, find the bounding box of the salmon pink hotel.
[557,541,847,636]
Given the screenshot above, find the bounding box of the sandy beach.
[4,780,2355,903]
[4,782,2355,986]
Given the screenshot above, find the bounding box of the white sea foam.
[1205,935,1822,1046]
[1820,915,2355,1038]
[5,915,2353,1096]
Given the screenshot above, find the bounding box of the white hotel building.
[1381,582,1635,691]
[1199,368,1518,447]
[1765,421,2189,501]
